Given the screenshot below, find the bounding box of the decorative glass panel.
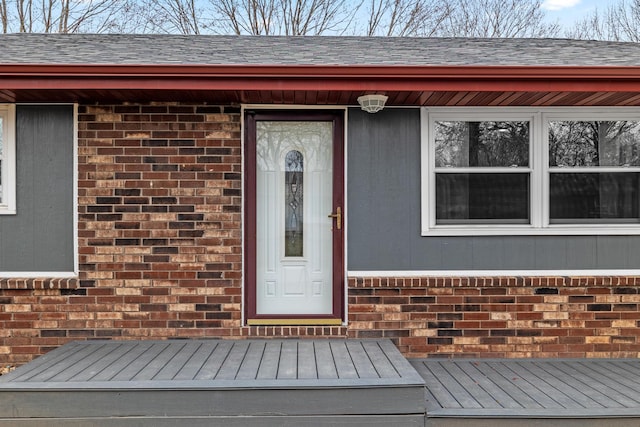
[549,121,640,167]
[436,173,530,223]
[550,172,640,222]
[435,121,529,167]
[285,150,304,256]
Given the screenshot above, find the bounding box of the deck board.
[455,361,522,409]
[133,341,188,381]
[174,341,217,380]
[380,340,418,377]
[8,342,82,382]
[549,360,631,407]
[256,340,281,380]
[610,359,640,380]
[0,339,425,424]
[236,341,265,380]
[361,340,400,378]
[472,361,541,409]
[412,358,640,421]
[277,340,298,379]
[500,359,583,408]
[194,340,233,380]
[69,342,135,382]
[347,340,379,378]
[153,341,203,381]
[315,340,339,379]
[489,361,557,408]
[297,340,318,379]
[411,360,463,410]
[111,342,171,381]
[582,360,640,396]
[217,340,250,380]
[530,360,616,407]
[423,361,484,409]
[90,341,156,382]
[27,343,105,382]
[330,341,359,378]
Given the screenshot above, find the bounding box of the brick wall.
[348,276,640,358]
[77,103,245,339]
[2,103,640,365]
[1,103,246,364]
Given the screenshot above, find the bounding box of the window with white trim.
[0,105,16,215]
[422,108,640,235]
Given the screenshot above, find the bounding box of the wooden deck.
[0,339,426,426]
[412,358,640,427]
[4,340,640,426]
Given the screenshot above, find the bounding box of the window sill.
[0,275,78,290]
[422,224,640,236]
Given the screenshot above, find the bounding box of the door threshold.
[247,318,343,326]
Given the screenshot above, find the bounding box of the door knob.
[328,207,342,230]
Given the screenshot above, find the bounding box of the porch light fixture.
[357,94,388,113]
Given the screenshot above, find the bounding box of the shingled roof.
[2,33,640,66]
[2,34,640,106]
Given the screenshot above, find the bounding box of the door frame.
[244,109,345,324]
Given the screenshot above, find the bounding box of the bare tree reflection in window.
[285,150,304,256]
[548,120,640,222]
[549,121,640,167]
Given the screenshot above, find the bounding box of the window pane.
[550,173,640,222]
[436,173,530,223]
[285,150,304,257]
[435,121,529,167]
[549,120,640,167]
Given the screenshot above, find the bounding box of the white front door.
[255,120,334,315]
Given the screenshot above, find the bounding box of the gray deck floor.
[0,339,425,426]
[412,358,640,427]
[4,340,640,427]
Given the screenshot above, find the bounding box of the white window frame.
[0,105,16,215]
[422,107,640,236]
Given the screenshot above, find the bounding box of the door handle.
[328,207,342,230]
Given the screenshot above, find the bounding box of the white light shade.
[357,94,388,113]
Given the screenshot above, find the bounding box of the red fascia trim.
[1,64,640,92]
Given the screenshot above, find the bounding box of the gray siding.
[0,105,74,272]
[347,108,640,271]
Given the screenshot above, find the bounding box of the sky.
[541,0,620,26]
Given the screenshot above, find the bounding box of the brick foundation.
[3,275,640,364]
[348,277,640,358]
[1,103,640,364]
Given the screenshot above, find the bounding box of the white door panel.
[256,121,333,315]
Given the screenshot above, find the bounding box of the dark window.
[550,172,640,223]
[436,173,530,223]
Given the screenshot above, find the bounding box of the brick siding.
[1,103,640,364]
[348,276,640,358]
[2,103,245,364]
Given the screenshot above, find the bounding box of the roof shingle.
[2,34,640,66]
